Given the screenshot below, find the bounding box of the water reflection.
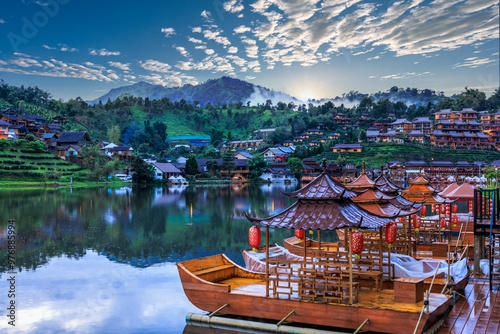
[0,183,307,272]
[0,183,344,334]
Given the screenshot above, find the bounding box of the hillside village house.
[152,162,182,180]
[0,120,11,140]
[234,151,253,160]
[387,118,412,134]
[225,139,264,150]
[332,144,363,153]
[57,131,91,147]
[109,146,134,162]
[58,144,82,160]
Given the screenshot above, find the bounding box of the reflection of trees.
[0,184,305,272]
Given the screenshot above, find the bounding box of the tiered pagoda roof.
[246,161,394,230]
[401,173,456,204]
[374,173,401,194]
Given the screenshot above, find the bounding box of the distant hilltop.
[88,76,299,106]
[88,76,452,107]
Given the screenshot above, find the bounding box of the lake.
[0,184,340,334]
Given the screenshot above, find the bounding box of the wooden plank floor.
[439,274,499,334]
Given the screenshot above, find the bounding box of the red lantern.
[452,204,458,214]
[249,226,261,251]
[440,204,446,213]
[295,229,305,240]
[351,232,364,260]
[414,216,421,231]
[398,216,404,223]
[441,218,447,230]
[420,206,427,217]
[452,216,458,227]
[436,206,440,215]
[431,204,435,212]
[385,223,397,248]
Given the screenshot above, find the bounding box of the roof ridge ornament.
[322,158,327,174]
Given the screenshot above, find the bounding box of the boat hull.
[178,254,451,334]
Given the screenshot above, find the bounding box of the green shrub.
[0,139,10,148]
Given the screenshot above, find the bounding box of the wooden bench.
[192,264,234,276]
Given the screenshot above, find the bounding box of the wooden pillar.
[266,226,269,298]
[303,230,307,264]
[318,230,321,251]
[474,234,485,274]
[379,226,383,279]
[348,229,353,305]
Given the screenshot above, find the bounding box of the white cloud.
[89,48,120,56]
[228,46,238,53]
[0,19,5,24]
[161,28,176,37]
[205,49,215,55]
[224,0,244,13]
[452,57,498,69]
[192,27,202,33]
[188,37,203,44]
[203,29,231,46]
[238,0,499,68]
[245,76,256,80]
[140,72,199,87]
[175,46,191,58]
[234,25,251,34]
[108,61,131,71]
[201,10,213,22]
[379,71,432,80]
[139,59,172,72]
[0,55,120,82]
[44,44,78,52]
[238,14,244,18]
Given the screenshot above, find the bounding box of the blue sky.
[0,0,498,101]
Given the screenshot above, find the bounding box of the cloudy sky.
[0,0,498,101]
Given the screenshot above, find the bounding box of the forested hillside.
[1,79,499,159]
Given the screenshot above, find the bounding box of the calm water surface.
[0,184,339,334]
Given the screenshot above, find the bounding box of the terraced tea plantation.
[0,146,84,181]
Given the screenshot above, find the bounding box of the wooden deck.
[439,274,499,334]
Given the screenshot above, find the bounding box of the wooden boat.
[178,253,451,334]
[283,236,342,257]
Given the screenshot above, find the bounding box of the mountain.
[88,76,299,106]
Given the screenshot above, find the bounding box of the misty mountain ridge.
[88,76,299,106]
[89,76,452,107]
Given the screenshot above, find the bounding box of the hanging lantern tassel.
[309,230,314,235]
[351,231,364,260]
[441,218,447,230]
[385,223,397,249]
[249,226,261,252]
[420,205,426,217]
[414,216,421,232]
[295,229,305,241]
[452,216,458,227]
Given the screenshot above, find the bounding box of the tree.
[81,145,118,181]
[221,150,236,177]
[359,129,367,142]
[131,157,155,183]
[293,145,309,159]
[287,157,303,180]
[108,125,120,143]
[247,154,268,179]
[457,87,487,111]
[206,159,220,177]
[185,154,199,176]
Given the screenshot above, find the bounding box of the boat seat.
[349,270,383,291]
[192,264,235,276]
